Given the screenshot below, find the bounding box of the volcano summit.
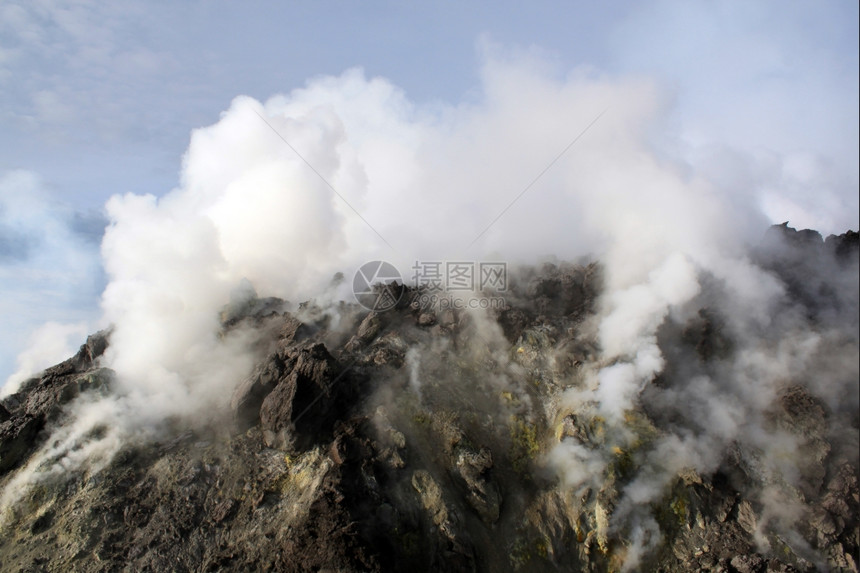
[0,224,857,572]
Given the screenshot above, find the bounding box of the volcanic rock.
[0,227,857,572]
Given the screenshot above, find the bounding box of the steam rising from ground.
[4,322,89,393]
[2,51,857,566]
[95,53,764,426]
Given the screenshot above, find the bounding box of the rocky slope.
[0,225,857,572]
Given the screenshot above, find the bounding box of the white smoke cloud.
[2,321,88,396]
[88,57,706,426]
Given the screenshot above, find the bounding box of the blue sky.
[0,0,858,385]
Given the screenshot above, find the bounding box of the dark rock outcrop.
[259,343,347,450]
[0,331,113,476]
[757,223,859,326]
[231,350,290,431]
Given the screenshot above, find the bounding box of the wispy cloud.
[0,171,104,385]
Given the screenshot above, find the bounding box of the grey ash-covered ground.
[0,225,857,572]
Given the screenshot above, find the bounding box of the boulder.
[231,352,290,432]
[452,446,501,524]
[72,329,111,370]
[412,470,451,531]
[278,313,311,346]
[417,312,436,327]
[357,312,382,342]
[259,343,342,450]
[730,553,765,573]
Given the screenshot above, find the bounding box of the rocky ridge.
[0,225,857,572]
